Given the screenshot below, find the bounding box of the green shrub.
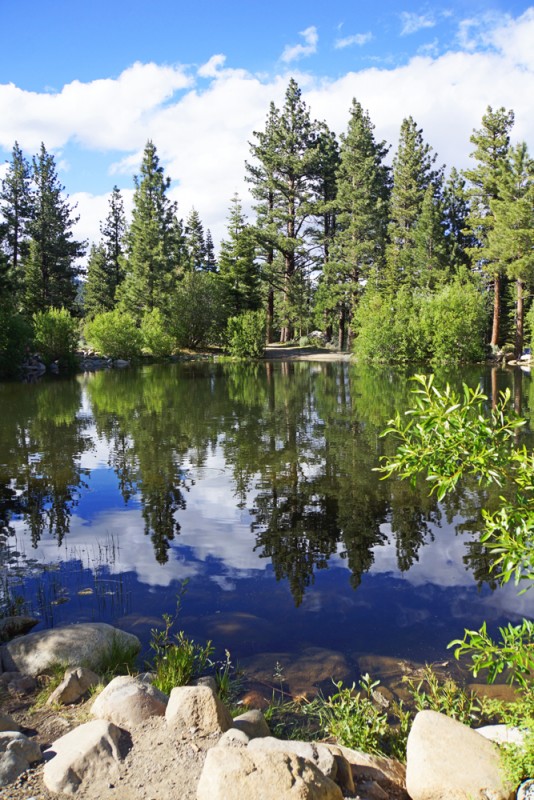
[141,308,176,358]
[169,272,229,349]
[0,310,32,377]
[419,279,488,364]
[33,307,79,369]
[225,309,266,358]
[84,309,143,360]
[353,286,425,363]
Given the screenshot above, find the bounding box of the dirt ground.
[263,345,352,361]
[1,685,215,800]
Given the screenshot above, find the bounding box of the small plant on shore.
[404,665,495,726]
[93,633,140,681]
[149,583,214,695]
[212,649,244,706]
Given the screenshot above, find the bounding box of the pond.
[1,360,533,694]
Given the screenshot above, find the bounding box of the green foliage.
[169,271,228,349]
[380,374,534,687]
[317,675,389,755]
[225,310,266,358]
[450,621,534,688]
[92,633,140,680]
[32,307,79,368]
[141,308,176,357]
[149,585,214,695]
[353,286,425,363]
[0,309,32,377]
[84,309,143,360]
[418,278,488,363]
[404,665,494,725]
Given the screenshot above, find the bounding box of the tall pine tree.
[0,142,33,305]
[24,143,85,315]
[120,141,180,318]
[464,105,515,347]
[218,194,260,315]
[84,186,127,317]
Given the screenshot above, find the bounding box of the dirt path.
[263,345,352,361]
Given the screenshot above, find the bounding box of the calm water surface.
[1,361,533,688]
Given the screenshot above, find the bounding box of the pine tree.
[24,143,85,315]
[442,167,472,269]
[385,117,442,289]
[487,142,534,356]
[411,184,449,288]
[324,99,390,347]
[184,208,206,271]
[120,141,179,318]
[204,229,217,272]
[84,187,127,318]
[247,79,322,341]
[218,194,260,315]
[0,142,33,305]
[464,106,515,346]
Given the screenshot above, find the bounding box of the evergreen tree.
[120,141,179,318]
[464,106,515,346]
[0,142,33,304]
[184,208,206,271]
[204,229,217,272]
[247,79,322,342]
[218,194,260,315]
[385,117,442,289]
[411,184,449,288]
[487,142,534,356]
[442,167,472,269]
[323,99,390,348]
[84,187,127,318]
[24,143,85,315]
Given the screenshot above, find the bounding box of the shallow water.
[1,360,533,691]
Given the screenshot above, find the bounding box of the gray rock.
[0,731,42,786]
[406,710,515,800]
[7,675,36,695]
[248,736,338,783]
[194,675,218,693]
[476,723,526,747]
[1,623,140,676]
[197,746,343,800]
[232,709,270,739]
[165,685,232,735]
[47,666,101,706]
[43,719,126,794]
[91,675,168,727]
[217,728,250,748]
[323,743,405,799]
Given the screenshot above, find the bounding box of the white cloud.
[400,12,436,36]
[281,26,318,63]
[1,11,533,255]
[334,32,372,49]
[198,54,226,78]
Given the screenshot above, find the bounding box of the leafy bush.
[225,309,266,358]
[169,272,229,349]
[84,309,143,360]
[419,279,488,364]
[33,307,79,369]
[141,308,176,358]
[380,374,534,688]
[0,309,32,377]
[353,287,426,363]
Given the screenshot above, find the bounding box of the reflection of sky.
[7,375,534,673]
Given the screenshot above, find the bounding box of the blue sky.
[1,1,533,249]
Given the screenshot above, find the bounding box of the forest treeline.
[1,78,533,376]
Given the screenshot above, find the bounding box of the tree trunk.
[266,287,274,344]
[515,279,524,359]
[490,272,501,348]
[338,306,346,351]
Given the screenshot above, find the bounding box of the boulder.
[476,723,526,747]
[232,709,270,739]
[91,675,168,726]
[406,710,515,800]
[165,685,232,735]
[0,731,42,786]
[324,743,406,798]
[0,615,39,643]
[47,666,101,706]
[217,728,250,748]
[43,719,126,794]
[197,746,343,800]
[248,736,338,783]
[0,623,140,676]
